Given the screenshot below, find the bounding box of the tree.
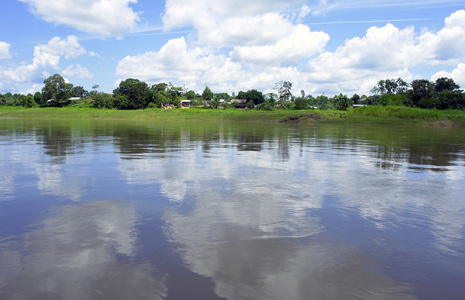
[434,77,459,93]
[202,86,213,101]
[42,74,73,106]
[293,97,308,110]
[437,90,464,109]
[186,90,196,100]
[237,91,247,99]
[245,89,264,105]
[92,92,114,109]
[215,92,230,100]
[71,86,89,98]
[332,94,352,110]
[113,78,151,109]
[315,95,331,109]
[372,78,408,95]
[275,81,292,102]
[405,79,433,107]
[34,92,44,106]
[153,83,168,92]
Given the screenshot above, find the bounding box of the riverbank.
[0,106,464,126]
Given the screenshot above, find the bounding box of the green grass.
[0,107,344,123]
[1,106,464,126]
[348,106,465,126]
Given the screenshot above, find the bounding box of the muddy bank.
[280,113,329,124]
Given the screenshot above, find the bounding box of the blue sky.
[1,0,464,96]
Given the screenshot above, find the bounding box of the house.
[230,99,247,109]
[181,100,191,108]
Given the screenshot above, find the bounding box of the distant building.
[230,99,247,109]
[181,100,191,108]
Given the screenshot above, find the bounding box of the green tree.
[315,95,331,109]
[434,77,459,93]
[113,78,151,109]
[293,97,308,110]
[437,90,464,109]
[237,91,247,99]
[245,89,264,105]
[92,92,114,109]
[372,78,408,95]
[18,94,37,107]
[186,90,196,100]
[202,86,213,101]
[209,98,219,109]
[332,94,352,110]
[34,92,44,106]
[71,86,89,98]
[405,79,433,107]
[42,74,73,106]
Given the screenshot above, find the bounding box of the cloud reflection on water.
[1,121,465,299]
[0,200,167,300]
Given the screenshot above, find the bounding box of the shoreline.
[0,106,464,126]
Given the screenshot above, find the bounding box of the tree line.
[1,74,464,111]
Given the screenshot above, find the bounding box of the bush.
[293,97,308,110]
[147,102,158,108]
[257,102,273,111]
[418,98,441,109]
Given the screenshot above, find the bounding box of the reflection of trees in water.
[2,120,464,169]
[37,125,79,164]
[237,133,263,152]
[0,200,167,300]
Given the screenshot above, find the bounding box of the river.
[0,119,464,299]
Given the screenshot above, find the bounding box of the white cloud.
[162,0,305,48]
[308,24,417,73]
[19,0,140,37]
[116,37,226,85]
[63,64,94,78]
[0,41,11,60]
[304,9,465,94]
[419,9,465,64]
[163,0,303,30]
[431,63,465,88]
[117,4,465,96]
[0,36,89,83]
[232,24,329,66]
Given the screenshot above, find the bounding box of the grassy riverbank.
[0,106,464,126]
[347,106,465,126]
[0,107,345,122]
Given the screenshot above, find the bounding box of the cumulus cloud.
[117,4,465,96]
[232,24,329,66]
[431,63,465,88]
[308,24,416,74]
[0,36,90,84]
[419,9,465,64]
[163,0,303,30]
[163,0,307,48]
[0,41,11,60]
[305,9,465,94]
[19,0,140,37]
[116,37,227,88]
[63,64,94,78]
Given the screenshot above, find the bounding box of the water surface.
[0,119,464,299]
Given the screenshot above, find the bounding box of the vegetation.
[1,73,465,126]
